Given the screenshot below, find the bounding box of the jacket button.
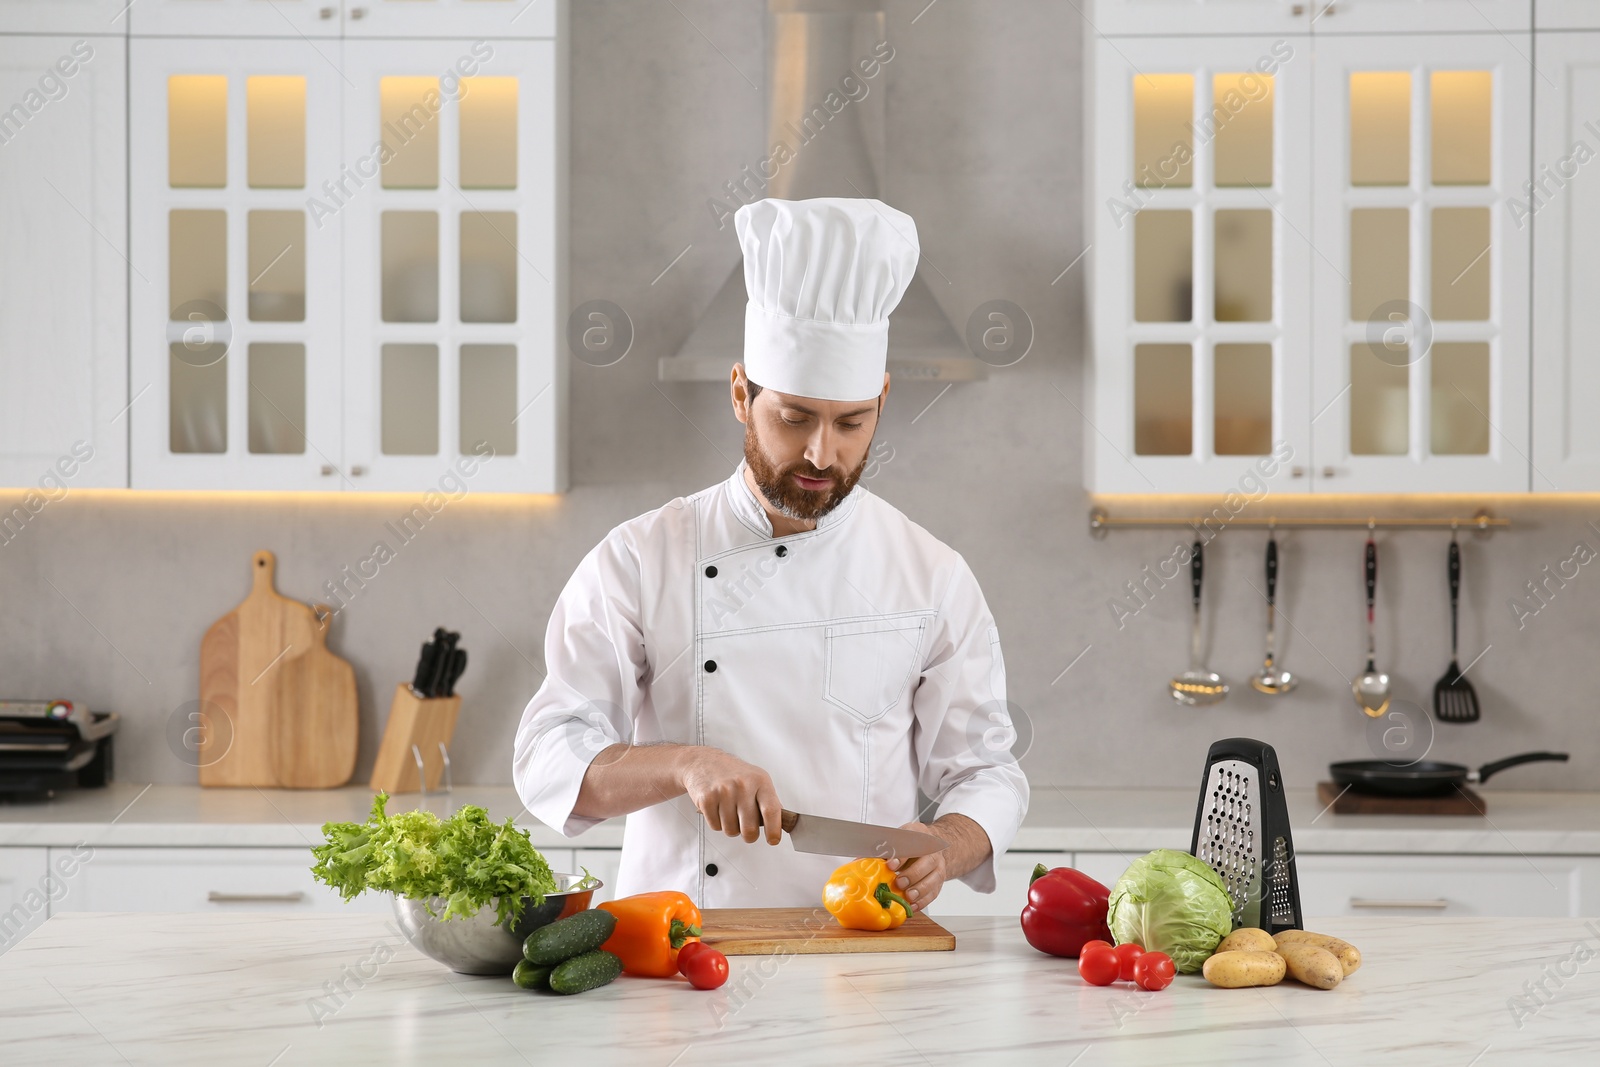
[704,660,717,673]
[705,863,718,877]
[705,565,718,578]
[775,545,787,557]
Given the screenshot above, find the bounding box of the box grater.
[1188,737,1302,934]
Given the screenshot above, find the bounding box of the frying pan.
[1329,751,1569,798]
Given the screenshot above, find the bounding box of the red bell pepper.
[1019,863,1112,958]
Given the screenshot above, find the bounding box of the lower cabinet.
[0,848,51,955]
[926,850,1067,918]
[49,847,393,916]
[1293,854,1597,919]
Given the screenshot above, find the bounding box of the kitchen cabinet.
[1087,34,1313,493]
[0,1,131,33]
[0,848,49,956]
[1087,0,1311,37]
[1308,0,1530,34]
[1309,33,1530,493]
[1087,20,1532,494]
[1535,1,1600,29]
[127,26,566,492]
[48,847,394,914]
[128,0,344,38]
[1294,853,1596,917]
[0,34,128,492]
[0,26,129,495]
[1531,32,1600,490]
[345,0,558,40]
[926,850,1066,919]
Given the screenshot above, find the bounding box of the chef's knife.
[768,809,947,859]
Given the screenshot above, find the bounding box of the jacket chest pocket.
[824,617,928,725]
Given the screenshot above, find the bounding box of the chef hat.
[735,197,919,402]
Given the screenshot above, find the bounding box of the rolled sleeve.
[513,533,646,837]
[911,557,1030,894]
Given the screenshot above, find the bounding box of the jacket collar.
[727,460,862,539]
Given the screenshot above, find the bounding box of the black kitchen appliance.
[0,700,118,797]
[1191,737,1303,934]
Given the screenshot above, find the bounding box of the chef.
[515,197,1029,910]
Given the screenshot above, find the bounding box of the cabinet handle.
[1349,897,1448,910]
[319,5,335,17]
[1291,3,1305,14]
[207,891,307,904]
[350,465,368,477]
[1320,466,1337,479]
[350,5,367,17]
[1290,466,1306,478]
[320,464,335,476]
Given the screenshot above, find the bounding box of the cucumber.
[522,908,617,966]
[512,959,553,991]
[548,950,623,995]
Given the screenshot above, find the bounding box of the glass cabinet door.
[340,39,561,493]
[129,38,344,489]
[1310,34,1530,493]
[1090,36,1312,493]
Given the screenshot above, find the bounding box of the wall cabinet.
[0,1,131,34]
[1531,32,1600,490]
[128,28,566,492]
[0,34,128,492]
[126,0,558,42]
[1087,0,1529,37]
[1087,9,1534,493]
[1536,1,1600,30]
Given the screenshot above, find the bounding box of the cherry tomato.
[676,941,709,971]
[1132,951,1176,991]
[1077,944,1119,986]
[1113,942,1145,983]
[1079,939,1114,957]
[679,944,729,990]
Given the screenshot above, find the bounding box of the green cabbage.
[1106,849,1234,974]
[310,793,558,925]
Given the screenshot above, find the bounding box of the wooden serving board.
[698,908,955,955]
[271,604,358,789]
[1318,781,1487,815]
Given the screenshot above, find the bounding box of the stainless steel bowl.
[391,872,602,975]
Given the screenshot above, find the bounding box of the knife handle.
[772,809,799,834]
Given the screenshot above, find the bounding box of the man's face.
[738,376,885,522]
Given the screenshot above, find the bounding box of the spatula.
[1433,538,1481,723]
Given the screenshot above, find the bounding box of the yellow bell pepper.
[823,858,912,931]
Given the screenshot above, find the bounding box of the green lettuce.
[310,793,558,925]
[1106,848,1234,974]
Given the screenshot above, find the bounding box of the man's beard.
[743,421,870,522]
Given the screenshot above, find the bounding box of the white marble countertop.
[3,783,1600,855]
[2,911,1595,1065]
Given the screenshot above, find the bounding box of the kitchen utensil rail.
[1088,508,1508,536]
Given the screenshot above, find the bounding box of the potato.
[1276,943,1343,990]
[1216,928,1278,954]
[1273,930,1362,976]
[1202,950,1287,988]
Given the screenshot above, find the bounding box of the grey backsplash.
[2,2,1595,796]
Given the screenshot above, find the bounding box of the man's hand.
[886,813,992,912]
[679,747,785,845]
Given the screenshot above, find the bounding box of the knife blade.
[775,809,947,859]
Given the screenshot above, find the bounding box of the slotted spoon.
[1433,537,1481,723]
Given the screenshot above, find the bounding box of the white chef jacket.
[513,461,1029,908]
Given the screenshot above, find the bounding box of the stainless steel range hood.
[658,0,984,385]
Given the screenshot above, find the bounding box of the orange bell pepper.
[823,858,912,931]
[597,891,703,977]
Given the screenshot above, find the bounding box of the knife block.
[370,683,461,794]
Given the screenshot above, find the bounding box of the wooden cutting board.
[698,908,956,955]
[1317,781,1487,815]
[198,550,321,787]
[271,604,359,789]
